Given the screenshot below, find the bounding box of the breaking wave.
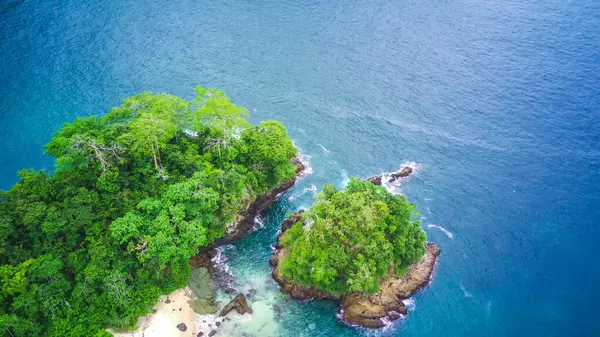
[427,224,454,239]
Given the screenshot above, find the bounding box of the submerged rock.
[219,294,253,317]
[189,267,217,314]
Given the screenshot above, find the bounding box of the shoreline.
[111,288,196,337]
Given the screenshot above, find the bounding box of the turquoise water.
[2,0,600,336]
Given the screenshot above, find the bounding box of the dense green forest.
[0,87,297,337]
[279,178,426,296]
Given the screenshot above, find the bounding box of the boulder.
[176,323,187,331]
[367,165,413,186]
[219,294,253,317]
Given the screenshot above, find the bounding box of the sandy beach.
[111,288,197,337]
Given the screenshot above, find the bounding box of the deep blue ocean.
[2,1,600,336]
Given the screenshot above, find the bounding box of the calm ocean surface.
[1,1,600,336]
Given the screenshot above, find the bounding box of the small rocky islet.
[269,166,440,328]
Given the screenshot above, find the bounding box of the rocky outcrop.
[367,165,413,186]
[270,169,440,329]
[213,157,305,246]
[341,242,440,328]
[219,294,253,317]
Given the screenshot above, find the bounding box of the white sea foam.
[402,297,416,311]
[340,170,350,188]
[317,144,330,155]
[253,215,265,229]
[379,161,421,194]
[298,153,313,176]
[212,245,234,274]
[460,284,473,298]
[427,224,454,239]
[303,184,317,198]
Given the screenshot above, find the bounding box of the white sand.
[111,288,197,337]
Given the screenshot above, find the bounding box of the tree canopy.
[0,87,297,337]
[279,178,426,296]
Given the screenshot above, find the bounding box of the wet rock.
[206,247,218,259]
[208,330,217,337]
[246,288,257,299]
[367,165,413,186]
[219,294,253,316]
[197,333,204,337]
[390,166,413,181]
[367,175,382,185]
[388,311,402,321]
[176,323,187,331]
[216,321,221,327]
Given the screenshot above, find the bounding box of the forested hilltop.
[271,176,438,328]
[278,178,427,296]
[0,87,298,337]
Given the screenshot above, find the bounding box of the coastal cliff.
[212,157,305,246]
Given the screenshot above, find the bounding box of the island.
[0,87,303,337]
[270,170,440,328]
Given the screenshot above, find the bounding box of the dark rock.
[367,165,413,186]
[176,323,187,331]
[190,253,212,269]
[216,321,221,327]
[206,247,218,259]
[208,330,217,337]
[367,175,382,185]
[165,297,171,304]
[219,294,253,317]
[388,311,402,321]
[389,166,413,182]
[246,288,257,299]
[269,253,279,267]
[179,308,182,311]
[197,333,204,337]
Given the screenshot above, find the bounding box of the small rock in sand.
[177,323,187,331]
